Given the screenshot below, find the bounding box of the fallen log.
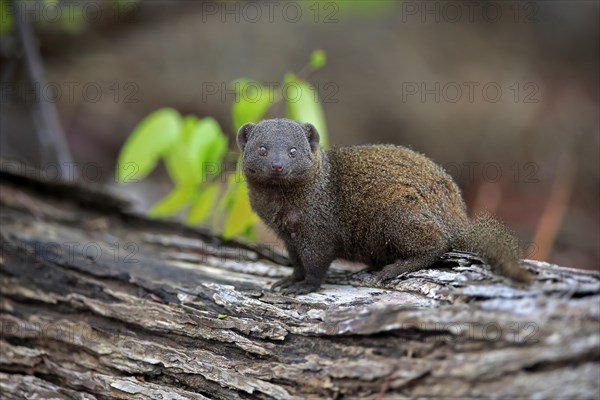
[0,167,598,399]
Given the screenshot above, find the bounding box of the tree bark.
[0,166,598,399]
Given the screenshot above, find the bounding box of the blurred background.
[1,0,598,270]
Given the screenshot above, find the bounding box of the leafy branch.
[115,50,329,239]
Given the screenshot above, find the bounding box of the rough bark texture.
[0,167,599,399]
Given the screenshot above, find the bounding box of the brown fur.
[237,119,532,295]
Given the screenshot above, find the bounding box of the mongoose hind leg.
[374,219,450,283]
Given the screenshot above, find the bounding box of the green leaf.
[284,74,329,148]
[116,108,182,183]
[148,183,195,217]
[217,314,228,319]
[215,170,240,222]
[164,116,228,186]
[197,117,229,180]
[231,79,275,132]
[163,115,200,185]
[310,49,327,70]
[222,178,259,239]
[187,183,220,224]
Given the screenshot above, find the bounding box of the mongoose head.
[237,119,322,185]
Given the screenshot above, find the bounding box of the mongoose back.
[237,119,532,295]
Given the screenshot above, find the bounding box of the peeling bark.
[0,167,598,399]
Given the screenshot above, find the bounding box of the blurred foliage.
[0,0,13,35]
[284,73,329,148]
[336,1,396,15]
[310,49,327,69]
[0,0,391,37]
[0,0,138,36]
[116,50,329,239]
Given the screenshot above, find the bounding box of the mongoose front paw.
[280,281,320,296]
[271,275,301,290]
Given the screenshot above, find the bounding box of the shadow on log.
[0,166,599,399]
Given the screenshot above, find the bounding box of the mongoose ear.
[303,123,320,152]
[237,123,255,152]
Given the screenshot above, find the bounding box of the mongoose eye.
[289,148,298,157]
[259,146,267,156]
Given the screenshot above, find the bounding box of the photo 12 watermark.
[200,81,339,104]
[1,160,110,183]
[444,162,540,184]
[1,239,139,265]
[396,321,540,343]
[200,1,340,24]
[401,81,540,104]
[0,81,139,104]
[1,1,139,25]
[399,1,539,24]
[0,318,132,348]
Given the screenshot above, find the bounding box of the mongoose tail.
[457,213,533,283]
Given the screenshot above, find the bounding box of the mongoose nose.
[271,161,284,173]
